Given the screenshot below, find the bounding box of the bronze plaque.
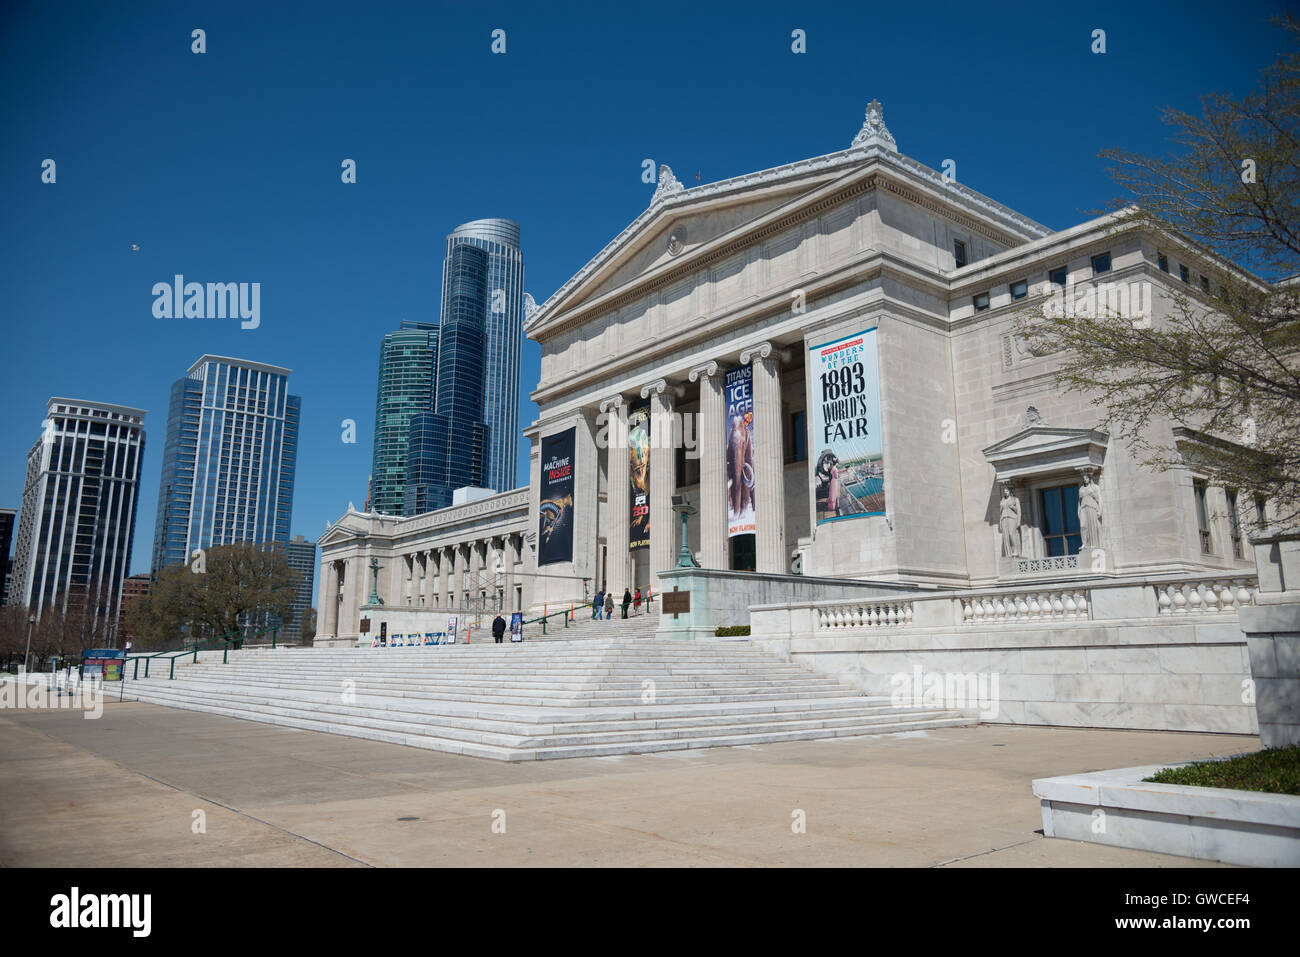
[359,618,370,633]
[662,590,691,615]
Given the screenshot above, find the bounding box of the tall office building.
[284,535,316,638]
[152,356,301,572]
[9,399,146,644]
[404,242,492,514]
[0,507,14,605]
[369,321,439,515]
[441,219,524,493]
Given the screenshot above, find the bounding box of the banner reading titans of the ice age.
[628,400,650,550]
[725,365,756,537]
[538,429,575,565]
[810,328,885,523]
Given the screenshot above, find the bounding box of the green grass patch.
[714,625,751,637]
[1143,745,1300,795]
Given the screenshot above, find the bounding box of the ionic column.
[437,546,450,608]
[385,554,403,606]
[340,558,361,637]
[505,533,518,611]
[689,360,726,569]
[601,394,630,594]
[740,341,788,574]
[642,378,683,595]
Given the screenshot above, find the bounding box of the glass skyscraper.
[10,399,146,644]
[404,243,491,514]
[369,321,439,515]
[284,535,316,638]
[441,219,524,494]
[151,356,301,573]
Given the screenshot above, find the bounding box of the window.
[1010,279,1028,300]
[1039,485,1082,557]
[1194,480,1212,554]
[1179,264,1190,283]
[974,291,990,311]
[787,410,807,464]
[1227,489,1243,559]
[953,240,968,268]
[1255,494,1269,528]
[1049,266,1068,286]
[1158,252,1168,272]
[1091,251,1111,274]
[1200,274,1211,293]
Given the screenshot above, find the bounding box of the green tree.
[125,543,300,648]
[1016,17,1299,526]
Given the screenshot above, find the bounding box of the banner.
[810,328,885,523]
[446,616,458,644]
[510,611,523,642]
[538,428,576,565]
[628,400,650,550]
[725,365,756,537]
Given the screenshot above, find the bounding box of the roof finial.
[851,99,897,152]
[651,164,685,204]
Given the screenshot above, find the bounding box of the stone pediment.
[526,169,848,338]
[982,426,1109,480]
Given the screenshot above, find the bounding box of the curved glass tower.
[370,321,439,515]
[442,219,524,493]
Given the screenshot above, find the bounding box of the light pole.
[23,613,36,673]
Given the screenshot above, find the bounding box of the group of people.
[592,587,644,620]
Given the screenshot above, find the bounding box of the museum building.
[316,103,1271,736]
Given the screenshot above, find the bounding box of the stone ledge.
[1032,762,1300,866]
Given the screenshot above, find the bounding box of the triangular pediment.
[983,426,1109,480]
[526,157,874,337]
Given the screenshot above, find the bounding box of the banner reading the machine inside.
[810,327,885,523]
[537,428,575,566]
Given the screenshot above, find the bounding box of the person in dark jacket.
[491,614,507,643]
[593,589,604,620]
[604,591,615,622]
[621,588,632,619]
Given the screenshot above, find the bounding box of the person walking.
[593,589,604,620]
[491,614,507,644]
[621,588,632,619]
[633,587,643,615]
[604,591,614,623]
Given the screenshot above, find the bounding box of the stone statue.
[652,164,685,204]
[998,485,1021,557]
[1078,472,1103,548]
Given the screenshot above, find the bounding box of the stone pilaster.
[454,544,467,609]
[642,377,683,595]
[689,360,726,569]
[601,394,630,593]
[505,534,518,611]
[340,558,361,637]
[320,561,339,636]
[741,341,788,574]
[437,546,450,608]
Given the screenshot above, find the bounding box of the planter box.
[1032,761,1300,867]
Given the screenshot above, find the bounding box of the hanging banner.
[628,400,651,550]
[810,328,885,523]
[510,611,523,642]
[725,365,756,537]
[538,428,576,565]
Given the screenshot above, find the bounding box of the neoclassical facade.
[319,103,1264,666]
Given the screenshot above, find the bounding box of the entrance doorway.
[730,534,756,572]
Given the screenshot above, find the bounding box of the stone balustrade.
[1154,578,1257,616]
[815,600,914,630]
[961,590,1089,624]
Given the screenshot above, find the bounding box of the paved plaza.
[0,700,1251,867]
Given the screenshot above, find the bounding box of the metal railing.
[130,626,281,680]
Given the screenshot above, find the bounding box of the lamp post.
[367,557,381,605]
[23,613,36,673]
[671,496,700,569]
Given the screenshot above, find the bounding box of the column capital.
[599,393,625,414]
[688,360,720,382]
[739,340,790,367]
[640,377,685,400]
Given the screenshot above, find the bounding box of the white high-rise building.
[10,398,147,644]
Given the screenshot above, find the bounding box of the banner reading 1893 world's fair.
[538,428,575,565]
[810,328,885,523]
[725,365,756,537]
[628,400,651,550]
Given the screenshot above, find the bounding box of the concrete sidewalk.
[0,700,1253,867]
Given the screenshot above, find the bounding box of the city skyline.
[1,0,1287,609]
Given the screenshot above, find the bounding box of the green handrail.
[129,625,283,679]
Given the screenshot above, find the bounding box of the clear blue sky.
[0,0,1289,605]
